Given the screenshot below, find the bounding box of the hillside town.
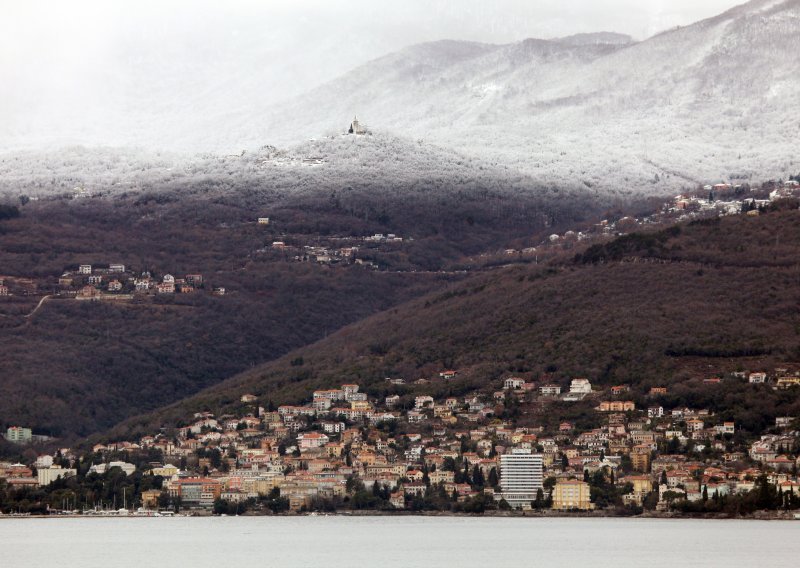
[2,368,799,517]
[254,177,800,274]
[262,232,405,271]
[460,177,800,266]
[0,264,225,304]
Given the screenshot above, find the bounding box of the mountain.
[111,204,800,440]
[0,133,609,258]
[557,32,634,47]
[0,132,611,440]
[3,0,799,446]
[4,2,796,194]
[3,2,796,195]
[247,0,799,193]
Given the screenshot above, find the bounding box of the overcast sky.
[0,0,747,149]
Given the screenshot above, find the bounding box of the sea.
[1,516,798,567]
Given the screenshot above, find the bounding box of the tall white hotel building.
[499,448,544,509]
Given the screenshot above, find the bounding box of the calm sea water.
[1,516,798,567]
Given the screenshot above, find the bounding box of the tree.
[755,474,778,510]
[472,465,485,488]
[488,467,499,488]
[213,498,229,515]
[642,491,659,511]
[533,488,544,510]
[459,460,471,485]
[0,204,20,220]
[208,448,222,469]
[264,488,289,514]
[666,437,681,454]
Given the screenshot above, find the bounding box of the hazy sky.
[0,0,747,149]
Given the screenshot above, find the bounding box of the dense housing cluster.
[3,366,799,516]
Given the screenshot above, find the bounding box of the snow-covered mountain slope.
[0,132,584,203]
[248,0,800,193]
[0,133,606,253]
[2,0,796,195]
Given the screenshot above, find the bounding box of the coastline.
[2,510,797,521]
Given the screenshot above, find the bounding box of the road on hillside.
[24,295,52,319]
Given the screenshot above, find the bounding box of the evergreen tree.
[488,467,499,488]
[533,488,544,510]
[472,465,485,488]
[755,474,777,510]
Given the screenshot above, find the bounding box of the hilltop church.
[347,116,367,135]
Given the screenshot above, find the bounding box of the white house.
[298,432,329,450]
[569,378,592,394]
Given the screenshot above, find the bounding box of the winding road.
[23,295,52,319]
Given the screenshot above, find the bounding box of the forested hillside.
[113,205,800,439]
[0,135,609,440]
[0,197,451,439]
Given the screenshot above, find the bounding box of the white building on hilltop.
[498,449,543,509]
[348,116,367,135]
